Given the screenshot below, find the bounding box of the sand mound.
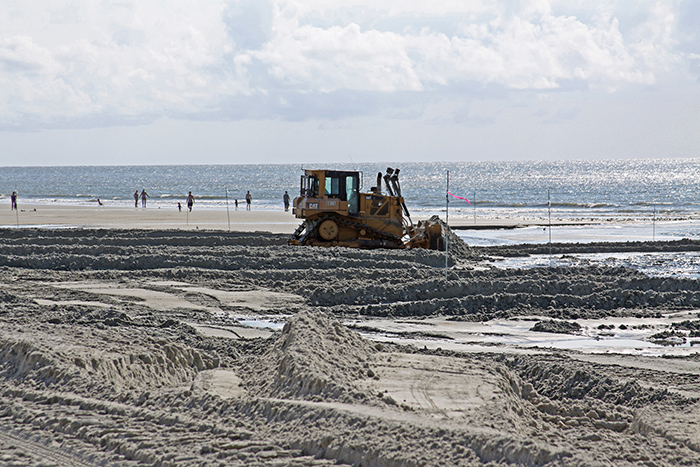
[243,311,377,402]
[0,320,222,398]
[531,319,582,334]
[427,215,474,260]
[504,354,677,407]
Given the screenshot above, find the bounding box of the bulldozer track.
[289,218,318,245]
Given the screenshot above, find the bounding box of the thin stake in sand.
[14,186,19,227]
[473,189,476,224]
[225,185,231,232]
[548,188,553,266]
[445,170,449,280]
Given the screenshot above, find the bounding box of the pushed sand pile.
[243,311,377,402]
[427,214,474,261]
[0,322,219,395]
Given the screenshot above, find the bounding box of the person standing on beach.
[283,191,290,212]
[187,191,195,212]
[245,191,252,211]
[140,189,148,208]
[11,192,17,210]
[134,190,139,208]
[235,199,238,210]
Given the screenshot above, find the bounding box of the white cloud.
[257,22,422,92]
[0,0,695,131]
[0,1,236,128]
[242,0,678,97]
[0,35,95,125]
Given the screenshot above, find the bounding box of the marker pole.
[225,185,231,232]
[445,170,450,280]
[548,188,552,265]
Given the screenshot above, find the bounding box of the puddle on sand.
[238,319,285,330]
[43,280,291,339]
[189,316,287,340]
[191,310,700,356]
[341,315,700,357]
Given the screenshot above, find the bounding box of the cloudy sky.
[1,0,698,166]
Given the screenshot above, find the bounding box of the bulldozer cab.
[295,170,360,216]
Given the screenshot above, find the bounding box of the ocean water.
[2,159,700,223]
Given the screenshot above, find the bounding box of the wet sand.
[1,220,700,466]
[0,202,600,233]
[1,203,301,234]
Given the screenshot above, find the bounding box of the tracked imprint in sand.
[49,280,303,313]
[357,353,503,419]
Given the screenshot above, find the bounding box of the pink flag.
[447,191,470,204]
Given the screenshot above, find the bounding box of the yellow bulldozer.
[288,167,445,250]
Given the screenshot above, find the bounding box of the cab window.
[301,174,319,197]
[325,176,341,197]
[346,175,359,215]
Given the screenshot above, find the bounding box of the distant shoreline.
[0,202,300,234]
[0,202,634,231]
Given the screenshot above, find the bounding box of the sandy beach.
[1,203,302,234]
[1,205,700,466]
[0,202,607,234]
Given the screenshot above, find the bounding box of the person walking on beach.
[283,191,290,212]
[187,191,195,212]
[234,199,238,210]
[134,190,139,208]
[140,189,148,208]
[10,192,17,210]
[245,191,252,211]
